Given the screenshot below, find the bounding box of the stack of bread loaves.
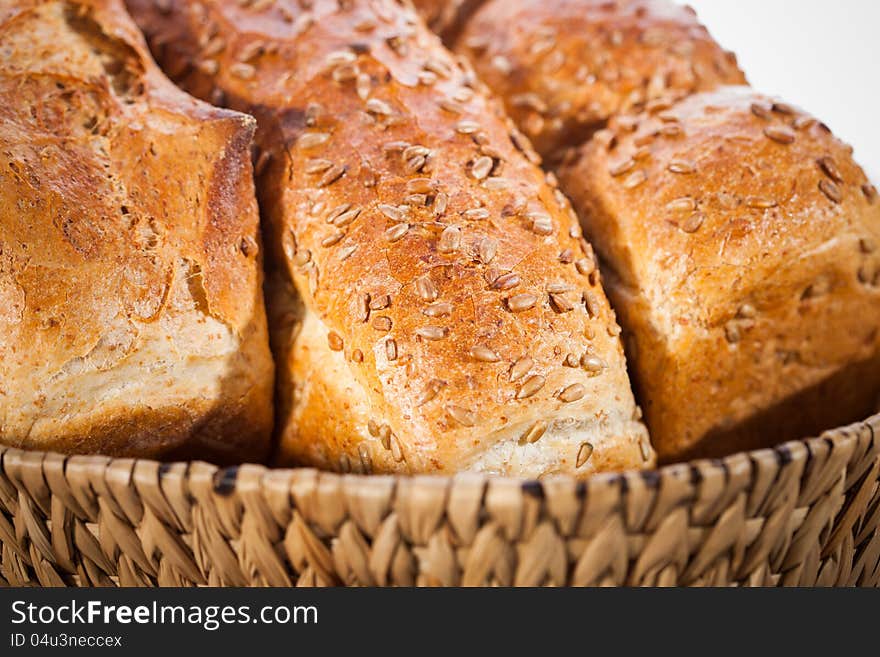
[413,0,880,462]
[127,0,652,477]
[1,0,877,475]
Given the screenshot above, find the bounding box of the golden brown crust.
[129,0,652,477]
[560,86,880,461]
[445,0,746,164]
[0,0,274,463]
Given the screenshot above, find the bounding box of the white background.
[689,0,880,181]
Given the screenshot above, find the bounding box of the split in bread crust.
[0,0,274,462]
[127,0,653,476]
[411,0,484,43]
[560,86,880,461]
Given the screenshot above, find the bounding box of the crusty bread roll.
[128,0,653,476]
[425,0,746,165]
[560,86,880,461]
[0,0,274,462]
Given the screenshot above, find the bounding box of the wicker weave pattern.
[1,415,878,587]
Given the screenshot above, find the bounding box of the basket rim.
[1,413,878,587]
[1,412,876,493]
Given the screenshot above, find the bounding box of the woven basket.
[1,413,878,587]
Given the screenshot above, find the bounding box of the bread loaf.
[422,0,746,165]
[128,0,653,476]
[0,0,274,462]
[559,87,880,461]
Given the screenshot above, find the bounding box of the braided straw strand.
[0,415,878,586]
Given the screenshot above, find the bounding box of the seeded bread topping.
[128,0,653,476]
[560,86,880,460]
[418,0,746,165]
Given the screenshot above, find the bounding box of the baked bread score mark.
[0,0,274,463]
[559,86,880,461]
[411,0,486,43]
[127,0,653,477]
